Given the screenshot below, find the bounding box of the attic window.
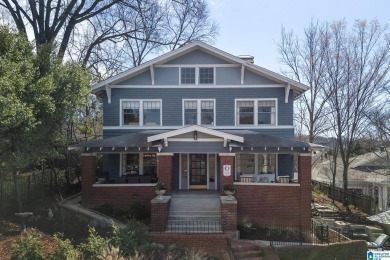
[181,68,195,84]
[199,67,214,84]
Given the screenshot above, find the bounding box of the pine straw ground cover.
[0,221,57,259]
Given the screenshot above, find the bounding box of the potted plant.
[223,184,236,200]
[153,182,167,199]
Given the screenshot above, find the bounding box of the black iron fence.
[165,220,223,234]
[312,180,377,214]
[239,219,350,246]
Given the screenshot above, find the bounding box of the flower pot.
[224,190,235,201]
[155,189,166,200]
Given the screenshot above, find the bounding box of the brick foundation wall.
[148,232,233,259]
[86,185,156,209]
[150,196,171,231]
[234,155,312,227]
[235,184,303,226]
[158,155,173,194]
[219,155,235,195]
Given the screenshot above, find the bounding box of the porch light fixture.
[194,131,197,140]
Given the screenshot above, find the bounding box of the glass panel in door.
[190,154,207,189]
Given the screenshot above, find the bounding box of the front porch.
[74,125,316,227]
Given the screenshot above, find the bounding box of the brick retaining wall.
[148,232,234,259]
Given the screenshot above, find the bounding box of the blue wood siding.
[103,87,293,127]
[166,49,227,64]
[116,70,152,85]
[155,68,179,85]
[278,154,294,177]
[216,67,241,85]
[103,154,120,179]
[244,70,278,85]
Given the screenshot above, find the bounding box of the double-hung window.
[180,67,214,85]
[183,99,215,126]
[236,99,277,126]
[121,100,161,126]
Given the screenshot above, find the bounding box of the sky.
[207,0,390,73]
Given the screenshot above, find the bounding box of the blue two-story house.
[72,42,315,228]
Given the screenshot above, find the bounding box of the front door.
[190,154,207,189]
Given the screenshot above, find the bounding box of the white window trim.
[179,66,216,86]
[235,153,279,180]
[182,99,216,126]
[234,98,278,126]
[120,99,162,126]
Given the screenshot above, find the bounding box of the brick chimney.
[238,55,254,63]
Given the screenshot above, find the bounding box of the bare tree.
[0,0,218,81]
[278,20,331,142]
[324,20,390,206]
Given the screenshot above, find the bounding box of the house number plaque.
[223,165,231,176]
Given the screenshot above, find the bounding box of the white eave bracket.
[150,65,155,85]
[285,84,291,103]
[105,85,111,104]
[241,64,245,85]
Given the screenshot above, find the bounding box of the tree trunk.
[342,165,349,208]
[13,171,22,212]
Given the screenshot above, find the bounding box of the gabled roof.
[147,125,244,143]
[90,41,308,95]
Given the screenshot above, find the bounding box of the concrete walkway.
[60,194,126,228]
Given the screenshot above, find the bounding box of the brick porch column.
[219,153,235,195]
[298,154,312,226]
[157,153,173,194]
[221,197,237,231]
[81,154,97,205]
[150,196,171,232]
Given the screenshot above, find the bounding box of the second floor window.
[236,99,277,126]
[122,100,161,126]
[183,99,215,126]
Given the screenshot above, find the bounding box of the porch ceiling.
[69,128,314,154]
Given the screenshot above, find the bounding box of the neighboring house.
[71,42,315,229]
[313,150,390,212]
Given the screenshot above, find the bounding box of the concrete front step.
[167,191,222,233]
[230,239,265,260]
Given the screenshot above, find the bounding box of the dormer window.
[180,67,215,85]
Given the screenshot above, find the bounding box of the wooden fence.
[312,180,377,215]
[0,173,47,214]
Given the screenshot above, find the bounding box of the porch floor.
[167,190,222,233]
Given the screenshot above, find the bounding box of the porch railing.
[165,220,223,234]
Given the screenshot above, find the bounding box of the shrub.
[12,229,45,260]
[51,233,80,260]
[77,227,108,259]
[111,219,148,257]
[98,245,125,260]
[129,202,149,220]
[134,243,207,260]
